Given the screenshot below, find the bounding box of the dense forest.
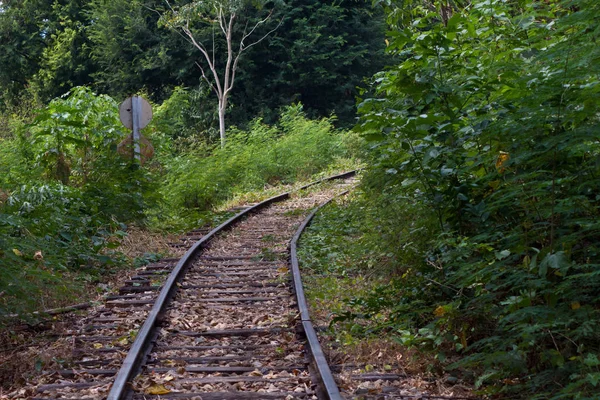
[1,0,599,398]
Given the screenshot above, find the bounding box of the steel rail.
[289,186,481,400]
[107,170,357,400]
[290,189,353,400]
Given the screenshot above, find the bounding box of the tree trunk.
[172,3,280,148]
[218,98,226,148]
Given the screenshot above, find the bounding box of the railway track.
[14,171,474,400]
[21,173,349,399]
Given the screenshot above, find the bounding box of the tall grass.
[160,104,354,211]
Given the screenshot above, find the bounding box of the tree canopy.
[160,0,283,146]
[0,0,387,131]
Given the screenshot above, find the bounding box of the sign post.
[119,96,153,164]
[132,96,142,162]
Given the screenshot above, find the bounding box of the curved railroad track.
[16,171,475,400]
[23,173,351,400]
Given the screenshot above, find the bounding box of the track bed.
[129,196,336,399]
[12,173,473,400]
[22,176,354,400]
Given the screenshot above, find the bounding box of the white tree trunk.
[172,2,281,148]
[218,97,227,148]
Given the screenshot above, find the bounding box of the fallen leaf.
[146,384,171,395]
[434,306,446,317]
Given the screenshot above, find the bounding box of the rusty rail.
[289,189,353,400]
[107,171,356,400]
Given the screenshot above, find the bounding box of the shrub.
[161,104,352,211]
[0,183,126,318]
[345,0,600,397]
[0,87,160,320]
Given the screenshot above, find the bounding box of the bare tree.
[162,0,281,147]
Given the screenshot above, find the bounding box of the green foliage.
[298,188,439,333]
[163,0,258,21]
[0,0,95,105]
[0,183,127,319]
[25,86,156,220]
[28,87,122,182]
[0,87,160,320]
[0,0,52,106]
[30,0,95,101]
[1,0,388,132]
[0,137,36,187]
[343,0,600,397]
[161,104,351,211]
[150,86,219,147]
[87,0,195,101]
[232,0,389,127]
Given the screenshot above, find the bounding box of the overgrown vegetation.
[0,87,154,318]
[0,184,128,316]
[162,105,351,208]
[297,192,458,376]
[303,0,600,398]
[3,0,598,397]
[0,0,381,321]
[153,103,357,230]
[0,86,354,321]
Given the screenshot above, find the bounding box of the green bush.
[149,85,219,149]
[24,86,161,221]
[160,104,352,211]
[340,0,600,398]
[0,87,160,320]
[0,137,35,187]
[0,183,126,318]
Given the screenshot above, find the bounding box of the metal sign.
[117,133,155,165]
[119,96,153,130]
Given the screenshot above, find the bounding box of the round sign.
[119,96,153,130]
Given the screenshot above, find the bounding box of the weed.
[261,234,277,243]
